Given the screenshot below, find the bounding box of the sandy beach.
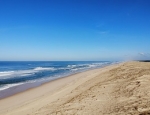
[0,61,150,115]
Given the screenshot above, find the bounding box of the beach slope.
[1,61,150,115]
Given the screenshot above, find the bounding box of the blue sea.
[0,61,115,98]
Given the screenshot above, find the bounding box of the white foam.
[71,68,79,71]
[0,67,56,79]
[34,67,56,71]
[0,82,24,91]
[0,71,15,76]
[88,65,97,68]
[67,65,77,68]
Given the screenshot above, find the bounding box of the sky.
[0,0,150,61]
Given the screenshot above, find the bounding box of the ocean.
[0,61,115,98]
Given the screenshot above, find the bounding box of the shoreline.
[0,63,115,99]
[0,63,120,115]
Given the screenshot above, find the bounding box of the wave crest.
[34,67,56,71]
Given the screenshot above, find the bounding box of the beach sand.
[0,61,150,115]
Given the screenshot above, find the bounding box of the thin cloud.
[123,53,150,61]
[138,52,145,56]
[138,52,150,57]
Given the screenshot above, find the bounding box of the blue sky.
[0,0,150,61]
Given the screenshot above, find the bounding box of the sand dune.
[1,61,150,115]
